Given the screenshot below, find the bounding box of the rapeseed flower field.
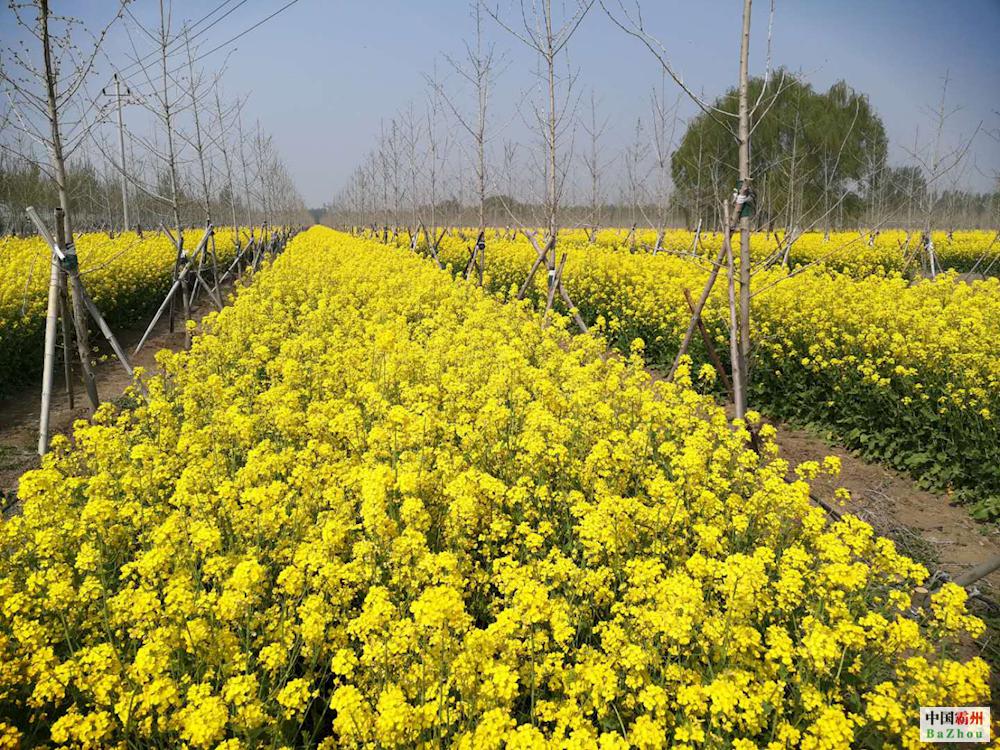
[0,226,989,748]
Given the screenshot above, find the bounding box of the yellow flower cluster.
[0,226,989,748]
[0,229,239,392]
[545,227,999,277]
[750,269,1000,513]
[432,232,1000,516]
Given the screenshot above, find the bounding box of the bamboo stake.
[38,245,61,455]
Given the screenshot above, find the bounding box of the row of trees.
[329,0,999,429]
[0,143,304,236]
[0,0,309,452]
[0,2,310,238]
[328,16,997,234]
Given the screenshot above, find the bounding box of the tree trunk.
[724,207,746,419]
[735,0,753,421]
[39,0,99,411]
[545,0,558,270]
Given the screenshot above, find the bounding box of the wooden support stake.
[188,239,223,310]
[683,287,734,400]
[690,218,703,254]
[953,555,1000,588]
[180,267,192,349]
[543,253,568,325]
[80,286,132,378]
[668,242,728,381]
[162,223,182,334]
[53,208,99,411]
[476,230,486,286]
[189,235,207,307]
[135,227,212,355]
[517,233,552,300]
[219,237,254,285]
[26,206,59,252]
[57,270,74,409]
[463,244,478,277]
[134,276,184,355]
[557,280,588,334]
[208,231,221,300]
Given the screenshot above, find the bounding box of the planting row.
[433,234,1000,518]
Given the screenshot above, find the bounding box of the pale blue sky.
[3,0,999,204]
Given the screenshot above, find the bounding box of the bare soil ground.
[650,366,1000,594]
[776,422,1000,590]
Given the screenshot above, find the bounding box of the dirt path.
[775,422,1000,592]
[775,421,1000,701]
[0,292,225,513]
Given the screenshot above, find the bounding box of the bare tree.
[424,67,452,261]
[580,89,612,242]
[485,0,595,272]
[621,116,648,247]
[213,84,241,238]
[0,0,128,413]
[605,0,779,420]
[903,71,981,278]
[398,102,423,247]
[646,79,681,251]
[432,1,503,276]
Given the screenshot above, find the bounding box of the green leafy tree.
[672,72,888,229]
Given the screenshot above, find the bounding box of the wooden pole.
[218,237,254,286]
[134,226,212,355]
[134,276,184,355]
[53,209,99,411]
[668,241,728,380]
[543,252,568,325]
[953,555,1000,588]
[557,280,589,334]
[690,218,703,254]
[79,287,132,377]
[517,233,552,300]
[683,287,733,400]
